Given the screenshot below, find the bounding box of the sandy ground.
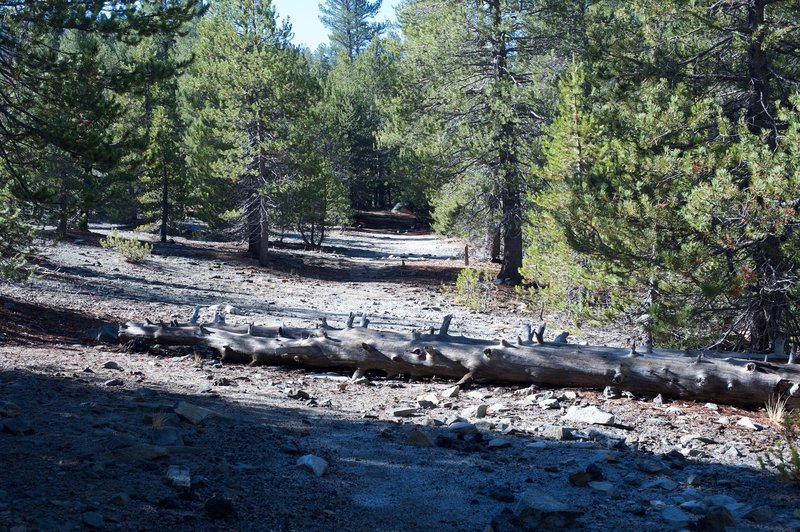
[0,226,798,531]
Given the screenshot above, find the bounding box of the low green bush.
[101,230,153,264]
[760,409,800,482]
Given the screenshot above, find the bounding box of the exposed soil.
[0,224,798,531]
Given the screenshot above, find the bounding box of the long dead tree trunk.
[119,313,800,408]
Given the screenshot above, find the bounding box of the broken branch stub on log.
[118,313,800,408]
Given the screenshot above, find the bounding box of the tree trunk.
[119,315,800,408]
[257,196,269,266]
[160,165,168,244]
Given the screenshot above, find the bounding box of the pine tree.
[182,0,320,263]
[319,0,384,61]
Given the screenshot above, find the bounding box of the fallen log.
[119,313,800,408]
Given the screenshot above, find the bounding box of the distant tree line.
[1,0,798,354]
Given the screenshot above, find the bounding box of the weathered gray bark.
[119,314,800,408]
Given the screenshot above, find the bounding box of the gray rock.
[513,489,586,528]
[166,465,191,489]
[540,425,574,440]
[296,454,328,477]
[391,407,418,418]
[151,427,183,446]
[603,386,620,399]
[102,361,122,371]
[564,405,615,425]
[699,505,735,530]
[736,416,763,431]
[680,434,718,446]
[653,394,665,405]
[589,481,614,495]
[635,458,667,474]
[197,383,213,394]
[679,500,708,515]
[112,443,169,462]
[82,511,104,529]
[286,388,310,400]
[744,506,773,522]
[643,478,678,491]
[461,405,488,419]
[448,421,477,434]
[487,438,511,448]
[705,402,719,411]
[538,398,560,409]
[724,446,741,458]
[441,385,460,398]
[662,506,692,526]
[174,401,214,424]
[96,324,119,344]
[103,378,124,387]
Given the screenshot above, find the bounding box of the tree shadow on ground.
[1,350,798,531]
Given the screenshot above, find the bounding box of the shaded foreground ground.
[0,226,798,531]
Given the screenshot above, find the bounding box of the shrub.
[101,230,153,263]
[453,266,496,312]
[760,408,800,482]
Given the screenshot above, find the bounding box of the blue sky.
[272,0,400,50]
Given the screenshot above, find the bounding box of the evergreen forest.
[2,0,799,356]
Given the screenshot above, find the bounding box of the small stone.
[653,394,665,405]
[391,407,418,418]
[205,496,234,519]
[588,481,614,495]
[405,430,434,447]
[448,421,477,434]
[108,493,130,506]
[585,463,604,481]
[562,391,578,400]
[102,361,122,371]
[563,405,615,426]
[166,465,191,489]
[103,378,124,387]
[662,506,692,526]
[698,505,735,530]
[724,446,741,458]
[441,385,460,398]
[197,384,213,394]
[513,490,586,528]
[417,392,439,406]
[603,386,620,399]
[744,506,773,522]
[224,304,240,315]
[487,438,510,448]
[82,511,104,529]
[540,425,573,440]
[174,401,214,424]
[736,416,762,431]
[487,402,510,414]
[461,405,488,419]
[704,402,719,411]
[679,500,708,515]
[717,416,731,426]
[635,459,666,474]
[538,398,560,409]
[297,454,328,477]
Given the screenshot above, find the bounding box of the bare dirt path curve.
[0,227,798,531]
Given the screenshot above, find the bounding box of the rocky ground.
[0,224,798,531]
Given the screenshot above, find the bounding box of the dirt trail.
[0,227,798,531]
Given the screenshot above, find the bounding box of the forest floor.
[0,220,798,531]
